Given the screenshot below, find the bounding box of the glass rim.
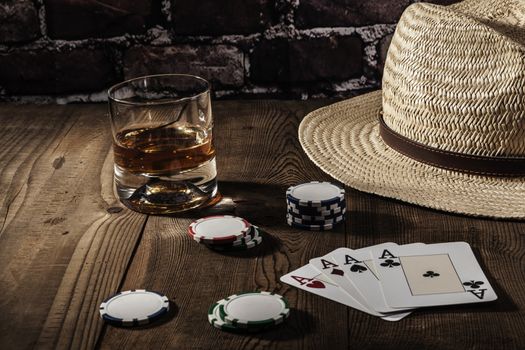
[107,73,211,106]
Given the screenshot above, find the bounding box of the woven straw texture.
[299,0,525,219]
[382,1,525,157]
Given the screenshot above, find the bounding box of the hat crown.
[382,1,525,158]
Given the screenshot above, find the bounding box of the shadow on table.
[257,308,316,341]
[346,209,414,238]
[223,308,316,341]
[471,246,517,313]
[171,181,287,221]
[410,246,517,318]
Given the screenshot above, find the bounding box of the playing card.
[281,262,409,321]
[331,243,417,314]
[309,254,383,316]
[369,241,497,308]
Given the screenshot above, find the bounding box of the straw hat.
[299,0,525,219]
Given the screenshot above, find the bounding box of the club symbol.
[463,280,484,289]
[350,264,367,273]
[331,268,344,276]
[380,259,400,268]
[422,271,440,278]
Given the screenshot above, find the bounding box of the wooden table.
[0,101,524,350]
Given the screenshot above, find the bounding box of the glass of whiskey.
[108,74,219,214]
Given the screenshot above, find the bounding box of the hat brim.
[299,90,525,219]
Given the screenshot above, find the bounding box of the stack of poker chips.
[208,291,290,332]
[188,215,263,251]
[286,181,346,231]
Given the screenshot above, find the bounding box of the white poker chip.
[99,289,169,327]
[207,234,263,251]
[219,292,290,328]
[188,215,251,243]
[208,302,240,331]
[229,225,261,246]
[289,207,347,221]
[286,213,344,225]
[286,217,337,231]
[288,204,346,216]
[196,225,260,246]
[286,181,345,207]
[287,199,345,213]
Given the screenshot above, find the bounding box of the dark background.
[0,0,458,103]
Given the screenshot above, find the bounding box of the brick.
[0,0,40,43]
[250,37,363,84]
[0,49,116,94]
[378,33,393,76]
[249,39,289,84]
[44,0,160,39]
[171,0,273,35]
[123,45,244,88]
[296,0,410,28]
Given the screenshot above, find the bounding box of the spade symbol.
[331,268,344,276]
[350,264,367,273]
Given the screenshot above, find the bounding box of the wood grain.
[98,100,348,350]
[213,100,329,185]
[98,183,349,350]
[0,104,147,349]
[1,101,525,350]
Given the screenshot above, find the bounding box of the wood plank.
[98,100,351,349]
[99,99,525,350]
[2,100,524,350]
[213,100,330,184]
[0,104,147,349]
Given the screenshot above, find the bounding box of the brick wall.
[0,0,459,103]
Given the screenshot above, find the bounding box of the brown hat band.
[379,115,525,177]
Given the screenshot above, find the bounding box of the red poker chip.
[188,215,252,243]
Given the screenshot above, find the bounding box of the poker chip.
[285,182,345,231]
[227,225,261,247]
[286,213,344,225]
[287,199,346,213]
[196,224,259,246]
[189,215,251,243]
[287,207,347,222]
[207,302,240,332]
[99,289,169,327]
[286,181,345,207]
[206,233,263,252]
[286,217,340,231]
[208,292,290,333]
[218,292,290,329]
[287,203,346,217]
[189,215,264,252]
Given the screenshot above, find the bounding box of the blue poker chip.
[286,213,344,226]
[99,289,169,327]
[286,182,345,207]
[287,200,346,215]
[287,207,347,221]
[286,217,343,231]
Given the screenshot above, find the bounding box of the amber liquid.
[114,126,215,175]
[113,126,219,214]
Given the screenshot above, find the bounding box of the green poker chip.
[207,302,241,332]
[218,291,290,329]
